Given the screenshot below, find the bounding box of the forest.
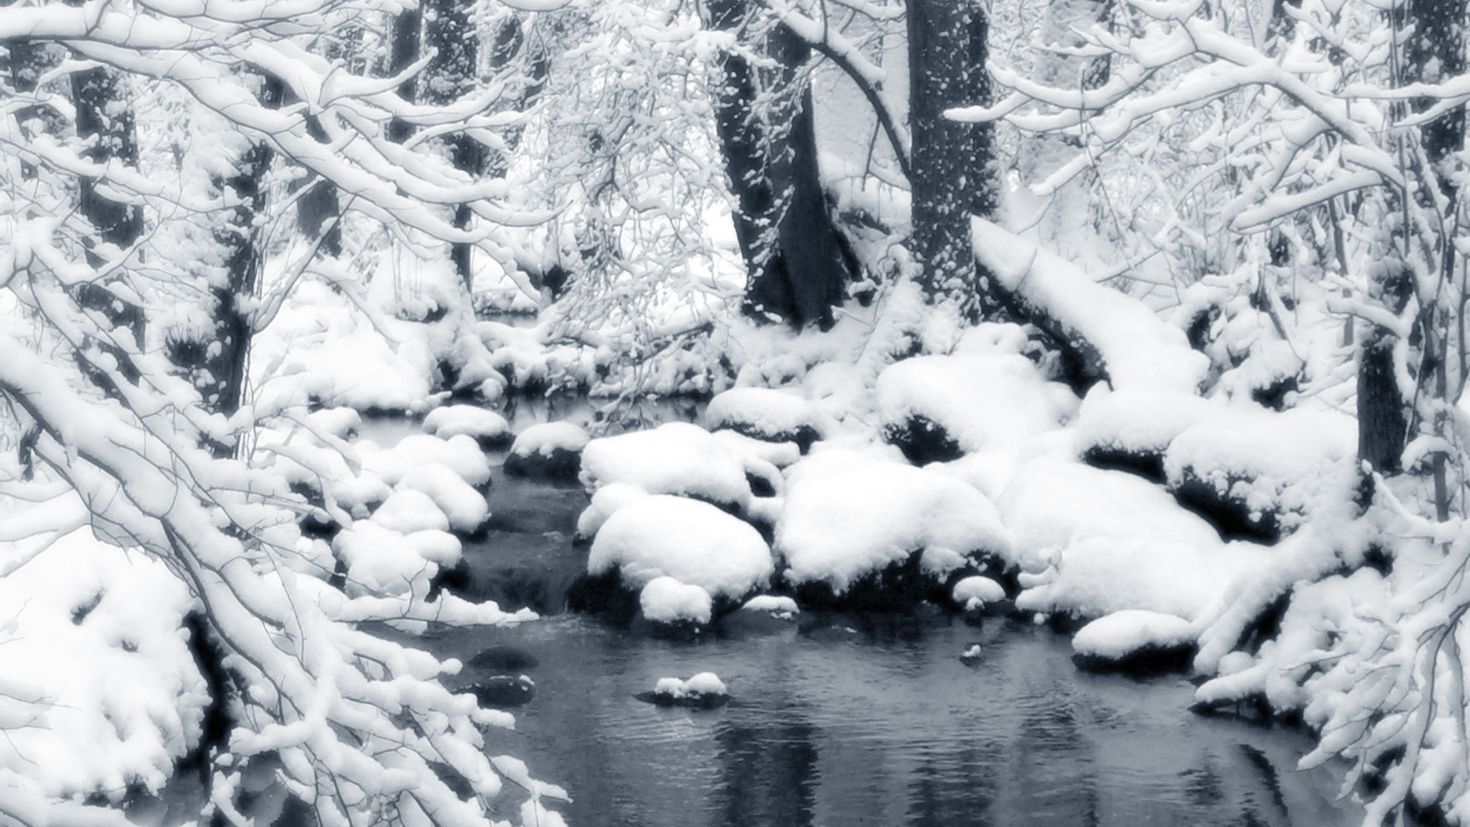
[1,0,1469,824]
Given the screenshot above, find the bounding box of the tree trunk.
[1356,257,1413,474]
[708,0,856,329]
[386,7,422,144]
[423,0,486,292]
[906,0,997,320]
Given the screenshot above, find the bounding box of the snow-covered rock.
[580,423,752,514]
[644,672,729,708]
[1071,610,1196,673]
[775,450,1010,608]
[333,521,462,596]
[395,464,490,534]
[575,482,649,541]
[1163,406,1356,539]
[952,575,1006,611]
[705,387,825,452]
[369,488,451,534]
[503,421,590,481]
[740,594,799,619]
[877,353,1077,464]
[1074,387,1215,478]
[639,576,714,626]
[423,404,512,448]
[587,495,773,605]
[361,434,492,489]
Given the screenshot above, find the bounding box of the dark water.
[374,405,1363,827]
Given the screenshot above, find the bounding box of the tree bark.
[708,0,856,329]
[422,0,487,292]
[906,0,997,320]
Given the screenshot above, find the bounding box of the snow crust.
[653,672,728,700]
[423,405,512,445]
[509,421,590,458]
[740,594,800,618]
[952,575,1006,609]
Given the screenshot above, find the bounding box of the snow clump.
[588,495,773,602]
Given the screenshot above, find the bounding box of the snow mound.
[0,529,206,800]
[423,404,512,447]
[588,495,773,601]
[704,387,824,450]
[1074,387,1216,473]
[361,434,492,488]
[970,218,1210,393]
[1163,406,1356,538]
[1072,610,1195,660]
[776,450,1010,596]
[952,575,1006,609]
[1000,459,1269,622]
[333,522,462,596]
[305,406,362,439]
[639,577,714,625]
[575,482,650,541]
[370,488,451,534]
[713,429,801,470]
[395,464,489,534]
[877,353,1077,463]
[580,423,752,513]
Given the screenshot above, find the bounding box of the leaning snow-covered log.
[969,218,1208,394]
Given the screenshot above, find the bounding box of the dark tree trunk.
[906,0,997,320]
[1357,259,1413,474]
[708,0,856,329]
[423,0,487,292]
[169,79,284,443]
[1406,0,1467,196]
[387,7,422,144]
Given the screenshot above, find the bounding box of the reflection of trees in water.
[713,710,820,826]
[1004,681,1101,827]
[906,743,1000,827]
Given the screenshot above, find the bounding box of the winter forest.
[2,0,1470,824]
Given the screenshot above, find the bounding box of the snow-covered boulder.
[639,576,714,629]
[952,575,1006,613]
[582,495,774,615]
[361,434,492,489]
[1074,387,1215,479]
[1071,610,1196,673]
[395,464,490,535]
[705,387,825,452]
[503,421,590,481]
[575,482,650,541]
[640,672,729,708]
[775,450,1011,609]
[422,404,512,448]
[1163,406,1356,540]
[877,353,1078,465]
[369,488,451,534]
[333,521,462,597]
[579,423,753,515]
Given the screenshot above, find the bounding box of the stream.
[368,399,1364,827]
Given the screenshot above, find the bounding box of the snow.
[360,434,493,488]
[1163,405,1357,532]
[0,528,206,800]
[580,423,752,512]
[712,429,802,469]
[332,521,462,596]
[394,464,490,534]
[1071,610,1195,660]
[704,386,825,444]
[740,594,800,618]
[639,576,713,625]
[776,450,1011,593]
[588,495,774,601]
[1074,387,1217,463]
[970,218,1210,393]
[370,488,451,534]
[576,482,650,540]
[422,404,512,445]
[1000,459,1271,621]
[952,575,1006,609]
[653,672,728,700]
[877,352,1078,455]
[510,421,591,458]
